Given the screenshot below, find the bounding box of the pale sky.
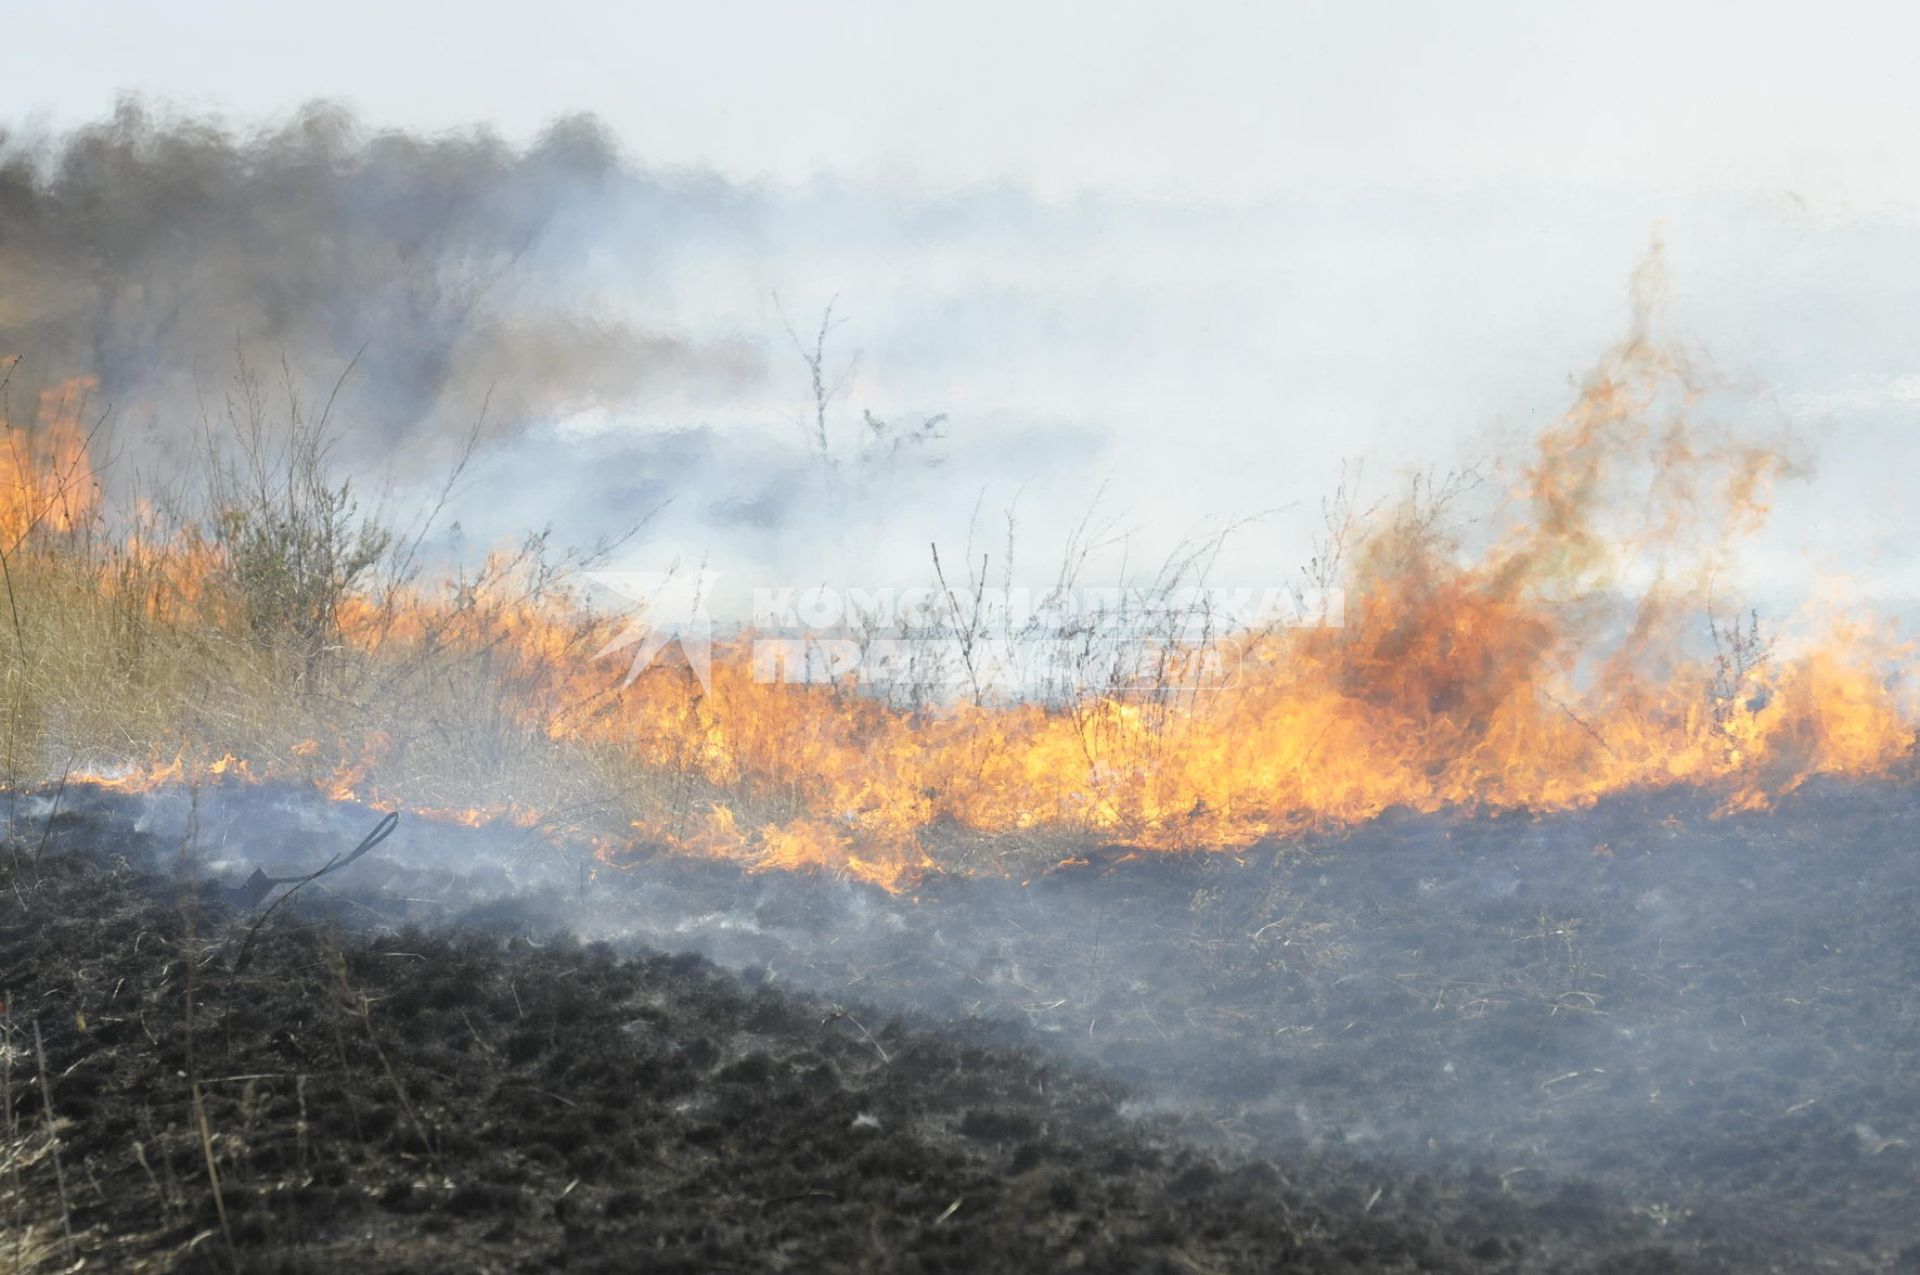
[8,1,1920,206]
[7,2,1920,606]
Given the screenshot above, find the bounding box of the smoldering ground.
[11,776,1919,1271]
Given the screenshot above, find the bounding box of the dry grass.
[4,327,1884,894]
[1,1130,71,1275]
[0,360,1276,885]
[0,363,672,858]
[1,1008,90,1275]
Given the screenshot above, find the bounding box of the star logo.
[587,569,720,692]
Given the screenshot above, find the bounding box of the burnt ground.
[4,777,1920,1271]
[5,832,1693,1275]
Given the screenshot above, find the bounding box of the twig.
[233,812,399,972]
[190,1080,238,1272]
[1547,691,1616,760]
[4,991,18,1270]
[822,1009,890,1064]
[354,993,439,1173]
[31,755,75,865]
[30,1020,75,1265]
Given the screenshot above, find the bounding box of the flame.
[1,295,1914,892]
[0,377,99,543]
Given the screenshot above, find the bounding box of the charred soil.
[4,779,1918,1272]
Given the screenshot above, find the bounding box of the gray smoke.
[0,99,762,475]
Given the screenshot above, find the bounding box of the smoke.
[6,100,1907,619]
[0,99,761,475]
[0,99,1154,625]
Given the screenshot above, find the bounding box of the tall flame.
[1,377,100,543]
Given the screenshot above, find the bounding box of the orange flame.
[5,301,1914,892]
[0,377,100,544]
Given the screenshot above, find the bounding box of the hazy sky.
[9,1,1918,205]
[8,2,1920,605]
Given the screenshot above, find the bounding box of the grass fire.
[0,268,1910,892]
[5,25,1920,1274]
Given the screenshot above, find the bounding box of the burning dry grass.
[0,367,647,849]
[0,264,1913,891]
